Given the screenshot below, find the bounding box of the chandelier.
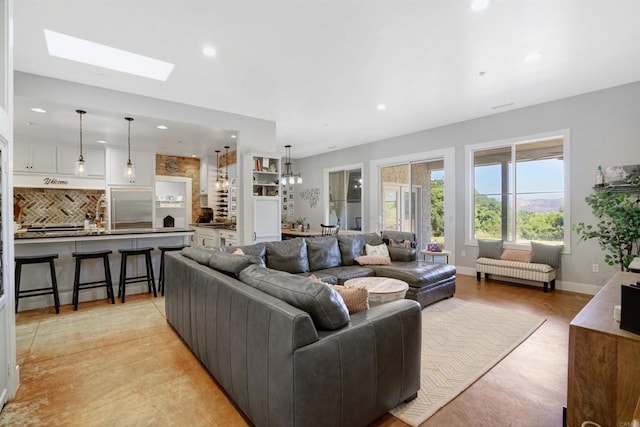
[282,144,302,185]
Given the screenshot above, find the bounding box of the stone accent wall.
[156,154,201,224]
[155,151,237,223]
[14,188,105,226]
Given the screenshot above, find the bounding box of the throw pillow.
[530,242,563,268]
[477,239,503,259]
[366,243,390,258]
[232,248,245,255]
[500,249,531,263]
[354,255,391,265]
[328,285,369,314]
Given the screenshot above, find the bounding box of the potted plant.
[295,217,306,231]
[573,174,640,271]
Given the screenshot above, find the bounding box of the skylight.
[44,29,175,81]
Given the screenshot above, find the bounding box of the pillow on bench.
[530,242,563,269]
[500,249,531,263]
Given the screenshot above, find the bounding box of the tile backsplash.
[14,188,105,226]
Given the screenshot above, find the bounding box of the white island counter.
[14,228,194,311]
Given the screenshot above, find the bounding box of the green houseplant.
[573,173,640,271]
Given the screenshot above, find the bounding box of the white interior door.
[0,0,15,410]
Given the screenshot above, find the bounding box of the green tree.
[474,192,502,239]
[430,179,444,237]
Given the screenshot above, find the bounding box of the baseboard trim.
[455,266,600,295]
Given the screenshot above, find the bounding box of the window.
[468,133,568,246]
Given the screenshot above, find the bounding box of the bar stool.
[118,247,157,303]
[15,253,60,314]
[72,250,115,310]
[158,245,188,296]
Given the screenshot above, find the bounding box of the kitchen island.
[15,227,194,311]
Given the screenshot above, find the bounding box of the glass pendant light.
[123,117,135,180]
[215,149,221,189]
[75,109,87,176]
[282,144,302,185]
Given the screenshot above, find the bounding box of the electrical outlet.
[461,250,466,257]
[592,264,599,273]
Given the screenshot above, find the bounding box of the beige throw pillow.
[232,248,245,255]
[500,249,531,263]
[327,285,369,314]
[354,255,391,265]
[366,243,390,257]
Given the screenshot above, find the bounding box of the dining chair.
[321,224,340,236]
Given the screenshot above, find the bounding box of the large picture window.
[469,134,567,246]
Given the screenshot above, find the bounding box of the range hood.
[13,173,105,190]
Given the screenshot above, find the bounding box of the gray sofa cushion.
[240,265,349,330]
[222,243,267,260]
[181,246,219,266]
[337,233,383,266]
[316,265,376,285]
[306,236,342,271]
[296,272,339,285]
[207,252,265,276]
[265,238,310,273]
[371,261,456,287]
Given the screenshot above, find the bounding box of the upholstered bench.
[475,240,562,292]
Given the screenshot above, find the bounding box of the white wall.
[296,80,640,291]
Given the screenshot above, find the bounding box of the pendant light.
[123,117,135,180]
[75,109,87,176]
[214,149,221,189]
[222,145,230,188]
[282,144,302,185]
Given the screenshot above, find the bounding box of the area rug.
[389,298,545,426]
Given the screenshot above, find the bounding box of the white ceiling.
[13,0,640,159]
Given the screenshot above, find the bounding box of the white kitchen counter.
[14,228,194,312]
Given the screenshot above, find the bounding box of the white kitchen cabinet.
[219,230,238,246]
[57,146,105,176]
[14,143,57,173]
[107,148,155,186]
[253,197,281,243]
[194,226,219,248]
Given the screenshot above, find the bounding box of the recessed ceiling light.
[202,46,217,57]
[30,107,47,113]
[470,0,491,11]
[157,125,168,130]
[523,51,543,62]
[230,134,236,139]
[191,154,197,158]
[98,140,107,144]
[377,104,387,111]
[44,29,175,81]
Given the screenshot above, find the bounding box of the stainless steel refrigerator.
[110,188,154,229]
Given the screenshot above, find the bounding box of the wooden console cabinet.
[567,271,640,427]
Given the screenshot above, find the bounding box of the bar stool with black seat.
[15,253,60,314]
[72,250,115,310]
[117,247,157,303]
[158,244,188,296]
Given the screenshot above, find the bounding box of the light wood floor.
[0,274,592,426]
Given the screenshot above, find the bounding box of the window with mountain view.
[471,137,565,245]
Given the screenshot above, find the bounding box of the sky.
[475,159,564,198]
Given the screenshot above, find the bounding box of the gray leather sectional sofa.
[163,233,455,426]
